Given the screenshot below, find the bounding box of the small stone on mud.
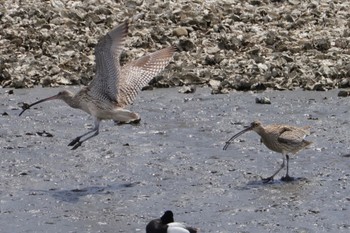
[209,79,221,90]
[337,90,350,97]
[255,97,271,104]
[178,85,196,94]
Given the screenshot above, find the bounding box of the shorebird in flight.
[223,121,313,183]
[19,19,177,150]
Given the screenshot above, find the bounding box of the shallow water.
[1,87,349,232]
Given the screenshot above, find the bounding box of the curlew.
[146,210,198,233]
[223,121,313,183]
[19,19,177,150]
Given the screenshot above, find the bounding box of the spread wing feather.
[88,21,128,102]
[117,46,177,107]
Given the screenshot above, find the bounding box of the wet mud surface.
[1,87,350,232]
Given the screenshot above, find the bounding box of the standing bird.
[19,19,177,150]
[146,210,198,233]
[223,121,313,183]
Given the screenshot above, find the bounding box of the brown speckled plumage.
[224,121,313,182]
[19,19,176,150]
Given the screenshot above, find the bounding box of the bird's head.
[161,210,174,224]
[56,90,74,101]
[249,120,262,130]
[223,120,263,150]
[19,90,74,116]
[249,120,263,134]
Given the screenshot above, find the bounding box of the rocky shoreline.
[1,0,350,92]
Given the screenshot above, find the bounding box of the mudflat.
[1,87,349,232]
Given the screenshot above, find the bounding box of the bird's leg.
[68,128,96,147]
[68,119,100,150]
[261,155,286,183]
[281,154,294,182]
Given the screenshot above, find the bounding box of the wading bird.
[146,210,198,233]
[19,19,177,150]
[223,121,313,183]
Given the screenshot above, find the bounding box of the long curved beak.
[223,125,253,150]
[19,94,60,116]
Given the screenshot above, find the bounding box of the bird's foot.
[281,175,294,182]
[261,176,274,183]
[68,137,80,147]
[71,141,82,150]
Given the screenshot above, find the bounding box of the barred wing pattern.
[117,46,176,107]
[277,126,311,149]
[88,21,128,102]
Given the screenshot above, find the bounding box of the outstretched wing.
[88,20,128,102]
[117,46,177,107]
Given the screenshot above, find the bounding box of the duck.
[146,210,198,233]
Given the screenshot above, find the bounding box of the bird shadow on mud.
[29,182,139,203]
[235,177,309,191]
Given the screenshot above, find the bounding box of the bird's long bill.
[19,94,60,116]
[223,126,253,150]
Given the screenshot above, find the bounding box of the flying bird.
[19,19,177,150]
